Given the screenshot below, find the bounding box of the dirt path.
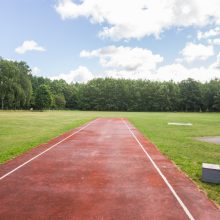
[0,118,219,219]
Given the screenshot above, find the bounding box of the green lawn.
[0,111,220,206]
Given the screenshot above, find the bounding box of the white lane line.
[0,118,98,181]
[122,119,195,220]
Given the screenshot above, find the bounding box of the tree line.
[0,58,220,111]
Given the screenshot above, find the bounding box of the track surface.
[0,118,220,220]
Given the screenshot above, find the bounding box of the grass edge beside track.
[0,111,96,164]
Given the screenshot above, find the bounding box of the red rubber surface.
[0,118,220,219]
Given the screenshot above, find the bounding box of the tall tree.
[179,78,202,111]
[35,84,52,110]
[0,59,32,109]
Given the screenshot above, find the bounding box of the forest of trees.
[0,58,220,112]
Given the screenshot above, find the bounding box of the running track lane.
[0,118,220,219]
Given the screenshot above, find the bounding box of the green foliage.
[213,91,220,110]
[64,84,78,109]
[179,78,202,111]
[35,84,52,110]
[76,78,220,112]
[0,59,32,109]
[202,79,220,111]
[54,94,66,109]
[1,57,220,112]
[30,75,78,110]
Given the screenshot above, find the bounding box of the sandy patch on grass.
[195,136,220,145]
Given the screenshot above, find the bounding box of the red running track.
[0,118,220,220]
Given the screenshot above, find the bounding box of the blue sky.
[0,0,220,82]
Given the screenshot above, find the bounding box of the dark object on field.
[202,163,220,184]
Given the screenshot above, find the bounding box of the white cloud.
[103,62,220,82]
[5,58,16,62]
[80,46,163,72]
[181,42,214,63]
[208,38,220,45]
[50,56,220,84]
[197,27,220,40]
[51,66,94,83]
[103,70,153,80]
[101,63,219,82]
[157,63,219,82]
[31,67,41,76]
[55,0,220,40]
[210,52,220,69]
[78,45,220,82]
[15,40,45,54]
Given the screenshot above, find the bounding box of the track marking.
[122,119,195,220]
[0,118,98,181]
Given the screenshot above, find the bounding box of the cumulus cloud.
[50,58,220,84]
[208,38,220,45]
[157,63,219,82]
[197,27,220,40]
[103,70,153,80]
[42,60,220,83]
[15,40,45,54]
[181,42,214,63]
[210,52,220,69]
[80,46,163,72]
[55,0,220,40]
[51,66,94,83]
[78,45,220,82]
[102,62,219,82]
[101,63,219,82]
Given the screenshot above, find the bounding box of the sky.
[0,0,220,83]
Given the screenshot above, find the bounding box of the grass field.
[0,111,220,206]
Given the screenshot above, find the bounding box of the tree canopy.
[0,59,32,109]
[0,57,220,112]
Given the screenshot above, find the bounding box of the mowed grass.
[0,111,220,206]
[0,111,96,163]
